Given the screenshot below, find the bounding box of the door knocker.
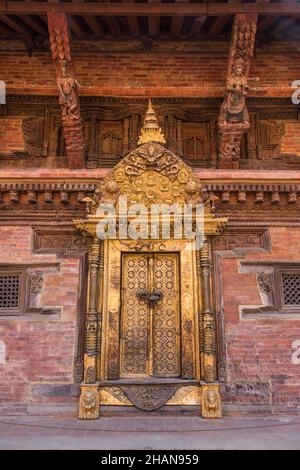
[136,289,163,308]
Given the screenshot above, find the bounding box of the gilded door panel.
[120,252,180,379]
[153,254,180,377]
[120,254,149,377]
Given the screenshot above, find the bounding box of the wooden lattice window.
[241,262,300,317]
[184,137,204,161]
[100,132,122,159]
[275,267,300,313]
[281,273,300,306]
[0,270,25,316]
[0,275,20,309]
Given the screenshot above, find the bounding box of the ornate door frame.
[74,102,227,419]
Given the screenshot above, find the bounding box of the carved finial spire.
[138,99,166,145]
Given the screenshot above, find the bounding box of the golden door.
[120,253,180,378]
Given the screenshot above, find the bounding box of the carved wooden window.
[241,263,300,317]
[184,137,204,160]
[0,270,25,316]
[277,269,300,311]
[100,132,122,160]
[281,274,300,305]
[182,122,209,167]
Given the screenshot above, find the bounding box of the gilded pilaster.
[83,236,101,383]
[198,237,222,418]
[79,236,102,419]
[199,237,216,383]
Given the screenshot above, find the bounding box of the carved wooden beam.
[218,13,258,168]
[3,2,300,16]
[47,12,85,169]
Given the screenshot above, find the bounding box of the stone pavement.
[0,415,300,450]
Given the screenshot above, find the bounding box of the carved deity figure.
[219,58,250,127]
[57,60,80,120]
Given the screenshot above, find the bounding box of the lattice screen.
[282,273,300,306]
[100,133,122,159]
[184,137,205,161]
[0,275,20,310]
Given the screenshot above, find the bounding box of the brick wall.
[281,121,300,156]
[0,118,25,153]
[0,226,80,415]
[1,40,299,97]
[221,226,300,414]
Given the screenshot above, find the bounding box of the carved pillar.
[86,114,98,168]
[165,114,177,152]
[199,238,216,383]
[198,237,222,418]
[247,112,258,161]
[129,113,140,150]
[218,14,257,169]
[123,117,130,155]
[96,241,104,379]
[209,116,218,168]
[176,119,183,155]
[79,236,101,419]
[47,12,85,169]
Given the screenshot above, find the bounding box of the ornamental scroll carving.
[83,141,205,212]
[30,272,43,297]
[118,384,182,411]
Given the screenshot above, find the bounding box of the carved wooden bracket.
[218,14,258,168]
[47,12,85,169]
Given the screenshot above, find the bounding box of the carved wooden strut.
[218,13,258,168]
[47,12,85,169]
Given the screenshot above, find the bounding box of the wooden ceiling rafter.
[0,13,34,35]
[207,0,240,37]
[103,0,121,37]
[71,0,104,37]
[0,18,16,34]
[69,16,86,37]
[122,0,140,37]
[270,15,299,36]
[148,0,160,38]
[170,0,189,39]
[0,1,299,39]
[190,16,207,38]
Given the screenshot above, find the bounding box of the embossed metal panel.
[120,253,180,378]
[120,254,149,377]
[153,254,180,377]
